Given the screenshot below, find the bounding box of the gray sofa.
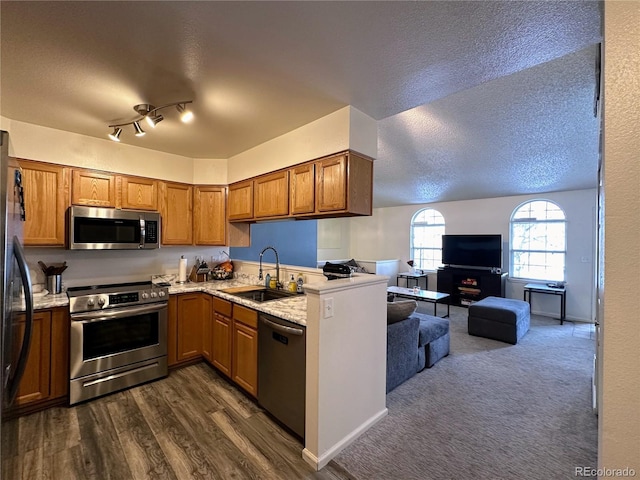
[386,310,450,393]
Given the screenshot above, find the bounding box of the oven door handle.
[71,303,167,322]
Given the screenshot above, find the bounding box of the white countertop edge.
[304,274,389,294]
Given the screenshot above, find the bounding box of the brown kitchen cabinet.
[201,294,213,363]
[289,163,315,215]
[315,151,372,216]
[71,169,117,207]
[10,308,69,412]
[194,185,226,245]
[159,181,193,245]
[118,175,158,211]
[176,293,203,363]
[211,297,233,377]
[227,180,254,221]
[17,159,70,246]
[253,170,289,219]
[231,304,258,397]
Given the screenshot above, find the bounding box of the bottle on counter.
[288,274,297,292]
[296,273,304,293]
[269,277,277,289]
[265,273,271,288]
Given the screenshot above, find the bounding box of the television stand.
[436,267,507,307]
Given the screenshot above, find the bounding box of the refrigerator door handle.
[6,236,34,403]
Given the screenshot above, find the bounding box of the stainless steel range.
[67,281,169,405]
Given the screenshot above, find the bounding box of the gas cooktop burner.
[67,281,169,313]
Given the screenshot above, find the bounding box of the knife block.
[188,265,208,283]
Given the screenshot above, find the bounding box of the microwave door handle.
[139,216,145,249]
[7,236,34,403]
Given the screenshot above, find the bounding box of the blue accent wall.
[230,220,317,267]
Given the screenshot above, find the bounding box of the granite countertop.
[32,280,308,327]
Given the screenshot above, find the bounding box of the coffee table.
[387,286,450,318]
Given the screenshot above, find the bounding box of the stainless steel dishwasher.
[258,313,306,439]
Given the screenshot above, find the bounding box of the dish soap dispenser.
[296,273,304,294]
[265,273,271,288]
[288,274,297,293]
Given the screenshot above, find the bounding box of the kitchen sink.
[222,287,298,303]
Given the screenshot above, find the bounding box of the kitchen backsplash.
[25,246,228,290]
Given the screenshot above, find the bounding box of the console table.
[523,283,566,324]
[396,271,429,290]
[387,286,450,318]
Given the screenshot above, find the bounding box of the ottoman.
[468,296,530,344]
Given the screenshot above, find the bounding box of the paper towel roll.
[178,257,188,283]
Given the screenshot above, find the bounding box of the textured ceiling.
[0,1,602,207]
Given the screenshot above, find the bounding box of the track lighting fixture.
[107,100,193,142]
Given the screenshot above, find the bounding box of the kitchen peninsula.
[29,272,388,471]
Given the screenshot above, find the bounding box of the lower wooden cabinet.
[176,293,203,363]
[169,293,259,398]
[232,305,258,397]
[12,308,69,411]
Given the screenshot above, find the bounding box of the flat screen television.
[442,234,502,269]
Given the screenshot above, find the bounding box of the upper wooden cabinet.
[118,175,158,211]
[71,169,117,207]
[228,180,254,221]
[254,170,289,219]
[290,163,315,215]
[18,160,70,246]
[316,152,372,216]
[228,150,373,223]
[194,186,226,245]
[159,181,193,245]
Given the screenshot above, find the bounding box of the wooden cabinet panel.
[71,169,117,207]
[290,163,315,215]
[194,186,226,245]
[159,181,193,245]
[18,160,70,246]
[212,312,232,377]
[15,311,52,406]
[176,294,202,362]
[49,308,69,399]
[119,175,158,211]
[228,180,254,221]
[232,320,258,397]
[233,304,258,329]
[254,171,289,218]
[316,154,347,212]
[167,295,179,367]
[201,295,213,363]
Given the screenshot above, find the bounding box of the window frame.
[410,208,445,272]
[509,199,567,282]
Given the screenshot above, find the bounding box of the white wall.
[335,189,596,322]
[227,106,377,183]
[600,1,640,473]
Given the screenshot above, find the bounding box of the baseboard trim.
[302,407,388,471]
[529,309,592,323]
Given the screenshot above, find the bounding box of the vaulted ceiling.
[0,1,602,207]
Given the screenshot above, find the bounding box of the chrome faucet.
[258,246,280,288]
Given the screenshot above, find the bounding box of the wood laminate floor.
[2,363,355,480]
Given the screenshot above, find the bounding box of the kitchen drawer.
[233,304,258,329]
[213,297,232,317]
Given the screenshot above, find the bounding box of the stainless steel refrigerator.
[0,130,34,477]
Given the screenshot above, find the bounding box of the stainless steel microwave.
[67,206,161,250]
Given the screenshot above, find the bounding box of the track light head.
[108,127,122,142]
[176,103,194,123]
[145,113,164,128]
[133,121,145,137]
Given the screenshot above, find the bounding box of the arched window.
[510,200,566,281]
[410,208,445,271]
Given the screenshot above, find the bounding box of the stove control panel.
[68,284,170,313]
